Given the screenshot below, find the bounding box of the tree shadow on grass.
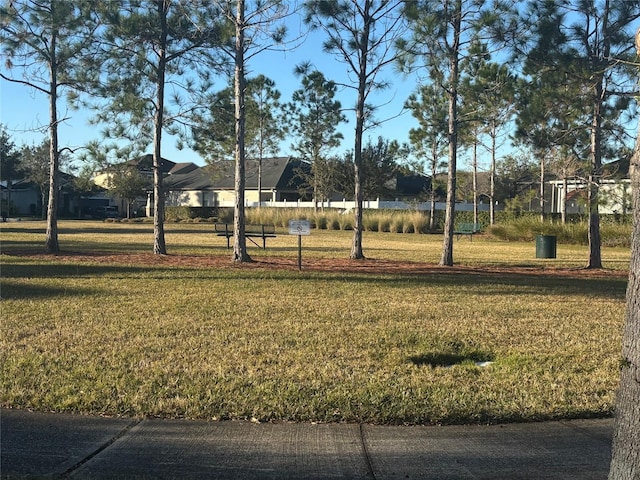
[1,262,157,279]
[409,349,495,368]
[0,282,101,300]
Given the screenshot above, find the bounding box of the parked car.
[96,206,119,219]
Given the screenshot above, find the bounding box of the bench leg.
[247,236,261,248]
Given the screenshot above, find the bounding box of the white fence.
[213,199,497,211]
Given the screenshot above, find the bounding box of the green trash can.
[536,235,557,259]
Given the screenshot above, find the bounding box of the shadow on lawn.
[1,262,156,280]
[0,282,101,299]
[409,351,495,368]
[1,254,628,301]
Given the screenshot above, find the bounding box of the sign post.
[288,219,311,270]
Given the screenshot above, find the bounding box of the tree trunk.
[586,83,603,268]
[439,0,461,267]
[539,153,545,222]
[45,24,59,254]
[608,28,640,478]
[232,0,251,263]
[490,122,496,225]
[152,0,168,255]
[608,122,640,480]
[472,140,478,225]
[349,0,371,261]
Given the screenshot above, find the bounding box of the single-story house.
[163,156,312,208]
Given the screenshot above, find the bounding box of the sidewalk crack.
[359,423,377,480]
[60,418,142,478]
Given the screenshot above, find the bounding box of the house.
[1,173,85,218]
[163,156,311,208]
[548,158,632,215]
[98,155,436,214]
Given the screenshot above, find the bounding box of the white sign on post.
[289,220,311,236]
[289,220,310,270]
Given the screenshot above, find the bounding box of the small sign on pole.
[289,220,311,270]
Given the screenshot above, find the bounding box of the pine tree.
[0,1,101,252]
[405,85,448,231]
[286,65,347,209]
[89,0,227,255]
[304,0,407,260]
[404,0,516,265]
[520,0,640,268]
[213,0,290,263]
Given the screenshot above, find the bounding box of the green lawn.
[0,220,630,424]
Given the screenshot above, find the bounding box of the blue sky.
[0,24,420,168]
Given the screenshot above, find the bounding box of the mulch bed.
[10,250,628,280]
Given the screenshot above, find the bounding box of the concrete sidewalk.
[1,409,613,479]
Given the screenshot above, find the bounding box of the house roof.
[164,157,308,192]
[126,154,176,174]
[170,162,199,175]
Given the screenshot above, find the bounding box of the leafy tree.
[404,0,513,265]
[90,1,227,254]
[304,0,407,260]
[338,136,402,200]
[286,64,347,209]
[192,74,286,207]
[494,152,538,205]
[212,0,291,263]
[520,0,640,268]
[20,141,58,219]
[105,164,149,219]
[0,0,101,252]
[0,125,21,217]
[608,27,640,480]
[405,85,448,231]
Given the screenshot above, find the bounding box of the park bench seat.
[454,222,482,241]
[215,222,276,249]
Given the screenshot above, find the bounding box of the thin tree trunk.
[439,0,461,267]
[561,176,567,224]
[152,0,168,255]
[350,0,371,261]
[232,0,251,262]
[539,153,545,222]
[490,122,496,225]
[45,24,59,254]
[586,84,603,268]
[472,140,478,225]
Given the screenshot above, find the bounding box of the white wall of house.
[549,179,631,215]
[163,189,280,209]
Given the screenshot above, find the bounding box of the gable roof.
[164,157,308,191]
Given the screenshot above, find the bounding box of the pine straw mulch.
[11,250,629,280]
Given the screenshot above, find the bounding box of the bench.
[453,222,482,241]
[215,222,276,249]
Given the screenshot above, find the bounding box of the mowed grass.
[0,220,630,424]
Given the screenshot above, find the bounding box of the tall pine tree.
[0,0,101,252]
[304,0,407,260]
